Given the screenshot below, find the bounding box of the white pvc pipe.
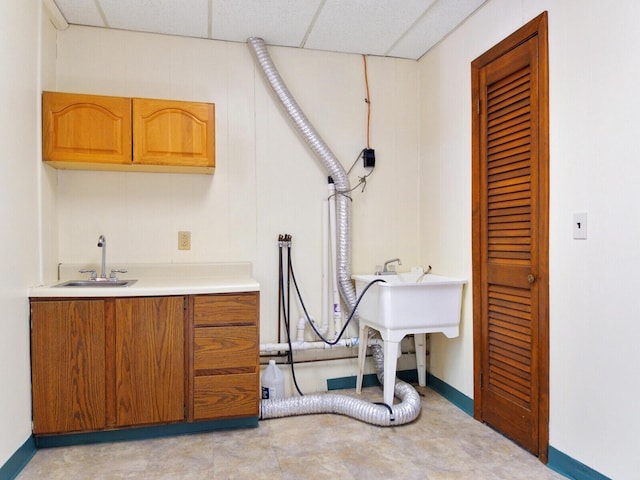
[296,316,306,342]
[321,196,330,335]
[328,181,343,339]
[261,337,358,353]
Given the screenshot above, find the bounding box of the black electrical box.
[363,148,375,168]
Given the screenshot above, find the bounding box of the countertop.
[29,262,260,298]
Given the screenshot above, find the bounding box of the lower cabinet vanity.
[29,292,259,438]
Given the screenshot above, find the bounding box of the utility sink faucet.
[376,258,402,275]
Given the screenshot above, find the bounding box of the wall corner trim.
[42,0,69,30]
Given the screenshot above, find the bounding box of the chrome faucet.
[376,258,402,275]
[78,235,127,281]
[97,235,107,279]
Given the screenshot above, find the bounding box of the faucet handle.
[79,269,97,279]
[109,268,127,279]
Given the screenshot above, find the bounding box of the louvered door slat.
[488,68,530,96]
[489,115,530,137]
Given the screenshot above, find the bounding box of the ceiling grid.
[50,0,488,60]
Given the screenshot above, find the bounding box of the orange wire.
[363,54,371,148]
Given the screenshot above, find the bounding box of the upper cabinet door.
[133,98,215,170]
[42,92,132,165]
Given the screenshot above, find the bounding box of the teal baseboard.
[0,437,36,480]
[426,372,474,416]
[326,369,418,391]
[34,417,258,449]
[548,446,611,480]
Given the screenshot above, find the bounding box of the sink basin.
[352,272,466,338]
[55,279,137,288]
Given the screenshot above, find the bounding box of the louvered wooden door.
[472,13,549,460]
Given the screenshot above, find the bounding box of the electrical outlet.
[178,231,191,250]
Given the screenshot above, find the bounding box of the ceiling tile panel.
[53,0,105,27]
[304,0,436,57]
[388,0,487,59]
[211,0,323,47]
[98,0,210,38]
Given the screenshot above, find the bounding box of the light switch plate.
[573,213,587,239]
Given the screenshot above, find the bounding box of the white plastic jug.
[261,359,285,399]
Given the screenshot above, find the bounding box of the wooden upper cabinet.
[42,91,215,174]
[133,98,215,170]
[42,91,132,166]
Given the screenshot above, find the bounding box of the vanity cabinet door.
[132,98,215,170]
[42,91,132,166]
[113,297,186,427]
[31,300,106,434]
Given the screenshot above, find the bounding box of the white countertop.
[29,262,260,298]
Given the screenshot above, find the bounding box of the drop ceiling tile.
[388,0,487,59]
[304,0,436,57]
[53,0,105,27]
[211,0,323,47]
[97,0,209,38]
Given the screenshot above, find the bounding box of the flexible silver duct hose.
[261,345,421,425]
[247,37,357,313]
[247,37,421,426]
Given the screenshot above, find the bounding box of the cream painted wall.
[0,1,54,467]
[419,0,640,478]
[53,27,421,393]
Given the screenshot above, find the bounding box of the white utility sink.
[352,271,466,406]
[352,272,466,338]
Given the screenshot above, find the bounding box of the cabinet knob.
[527,274,536,284]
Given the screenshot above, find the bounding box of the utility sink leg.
[356,323,368,394]
[415,333,427,387]
[383,340,400,406]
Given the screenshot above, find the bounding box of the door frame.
[471,11,550,462]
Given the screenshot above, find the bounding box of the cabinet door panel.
[42,92,132,165]
[193,374,258,420]
[133,98,214,168]
[115,297,185,427]
[31,301,106,434]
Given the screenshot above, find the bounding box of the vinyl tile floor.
[16,386,566,480]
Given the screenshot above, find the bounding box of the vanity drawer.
[193,293,258,326]
[193,373,258,420]
[193,326,257,373]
